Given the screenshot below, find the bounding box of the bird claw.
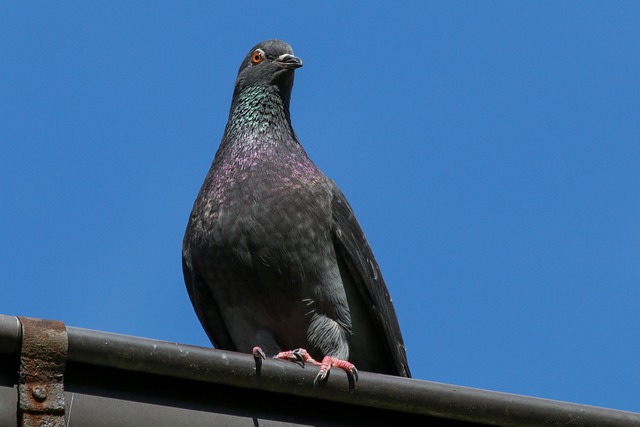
[274,348,317,368]
[252,346,266,372]
[313,356,358,391]
[252,346,266,360]
[271,348,359,390]
[290,348,306,365]
[313,370,327,386]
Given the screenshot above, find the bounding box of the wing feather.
[331,186,411,377]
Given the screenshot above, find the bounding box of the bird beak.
[276,54,303,70]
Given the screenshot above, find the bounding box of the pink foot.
[274,348,358,390]
[274,348,319,365]
[315,355,358,390]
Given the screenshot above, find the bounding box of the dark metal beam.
[1,314,639,426]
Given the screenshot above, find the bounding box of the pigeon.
[182,40,411,387]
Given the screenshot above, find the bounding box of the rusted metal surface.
[17,317,68,427]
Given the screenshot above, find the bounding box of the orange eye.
[251,50,263,64]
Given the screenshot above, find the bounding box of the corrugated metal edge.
[2,314,639,426]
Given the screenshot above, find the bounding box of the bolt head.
[32,385,47,402]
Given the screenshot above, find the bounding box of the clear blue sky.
[2,2,639,413]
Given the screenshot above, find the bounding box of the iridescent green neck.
[224,86,293,141]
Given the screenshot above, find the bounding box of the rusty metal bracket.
[17,317,68,427]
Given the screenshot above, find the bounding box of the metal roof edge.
[2,314,638,426]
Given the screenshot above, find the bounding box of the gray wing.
[182,238,236,351]
[331,186,411,377]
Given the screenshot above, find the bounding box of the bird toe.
[274,348,319,368]
[252,346,266,360]
[313,356,358,390]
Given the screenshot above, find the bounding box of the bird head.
[233,40,303,100]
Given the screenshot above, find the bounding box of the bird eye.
[251,50,264,64]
